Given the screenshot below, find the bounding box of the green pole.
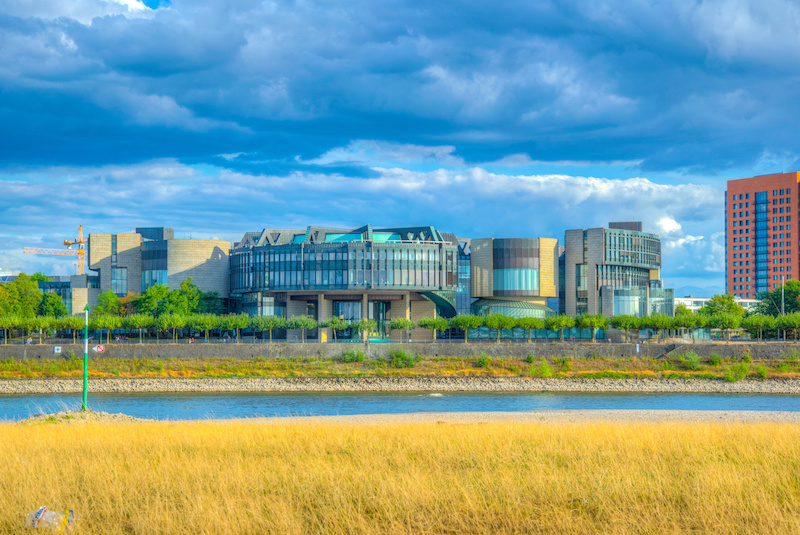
[82,304,88,411]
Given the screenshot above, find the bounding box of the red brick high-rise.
[726,172,800,298]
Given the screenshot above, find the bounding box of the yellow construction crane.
[23,225,88,275]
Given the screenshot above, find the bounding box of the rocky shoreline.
[4,376,800,394]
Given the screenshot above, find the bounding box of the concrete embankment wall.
[0,341,797,361]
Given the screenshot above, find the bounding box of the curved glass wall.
[230,242,458,294]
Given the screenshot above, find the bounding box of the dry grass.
[2,420,800,534]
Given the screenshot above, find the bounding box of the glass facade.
[141,240,168,292]
[230,242,458,295]
[455,244,472,315]
[612,287,647,317]
[603,229,661,269]
[111,267,127,295]
[754,191,768,294]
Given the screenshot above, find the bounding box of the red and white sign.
[93,345,105,353]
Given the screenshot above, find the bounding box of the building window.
[111,267,127,296]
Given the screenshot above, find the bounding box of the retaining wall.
[1,341,798,361]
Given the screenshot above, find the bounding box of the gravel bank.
[5,376,800,394]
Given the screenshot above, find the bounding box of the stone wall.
[2,341,798,362]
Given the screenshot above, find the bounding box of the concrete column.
[404,292,410,320]
[318,295,333,342]
[361,293,369,342]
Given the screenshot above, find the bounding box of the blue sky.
[2,0,799,294]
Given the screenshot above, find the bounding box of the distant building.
[230,224,461,341]
[562,222,674,317]
[674,296,759,314]
[725,172,800,299]
[0,274,99,315]
[88,227,229,302]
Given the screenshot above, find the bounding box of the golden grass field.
[3,419,800,534]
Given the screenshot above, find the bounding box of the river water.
[3,391,800,421]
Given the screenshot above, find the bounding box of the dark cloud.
[0,0,799,171]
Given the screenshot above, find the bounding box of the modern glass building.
[564,222,673,317]
[230,225,460,341]
[469,237,559,318]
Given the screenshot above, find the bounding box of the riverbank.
[6,376,800,394]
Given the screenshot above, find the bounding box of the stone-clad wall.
[3,341,797,362]
[470,238,493,298]
[167,239,230,297]
[538,238,558,297]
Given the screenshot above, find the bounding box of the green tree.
[352,318,378,342]
[388,317,415,343]
[187,313,220,343]
[545,315,576,342]
[0,314,18,344]
[482,313,517,343]
[287,315,318,343]
[579,314,608,343]
[672,312,698,343]
[516,317,545,343]
[707,313,742,341]
[30,272,51,283]
[674,303,691,316]
[449,315,484,343]
[95,291,121,316]
[777,312,800,340]
[741,314,776,342]
[198,291,225,315]
[609,315,639,343]
[178,278,201,313]
[123,314,155,344]
[135,284,171,316]
[259,315,286,343]
[157,313,188,343]
[5,273,42,318]
[58,315,84,345]
[755,279,800,316]
[39,293,68,318]
[321,316,348,342]
[25,316,50,343]
[417,316,448,342]
[698,293,746,317]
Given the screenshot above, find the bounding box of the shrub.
[708,353,721,366]
[724,363,749,383]
[69,349,75,359]
[742,353,752,364]
[390,349,417,368]
[555,357,573,373]
[535,359,553,378]
[679,352,701,371]
[524,354,535,364]
[342,349,365,363]
[475,353,491,368]
[756,364,768,379]
[783,349,800,363]
[776,362,791,373]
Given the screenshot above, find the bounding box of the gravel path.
[5,376,800,394]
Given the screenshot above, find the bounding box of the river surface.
[4,391,800,421]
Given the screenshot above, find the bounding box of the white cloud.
[0,160,725,288]
[0,0,153,25]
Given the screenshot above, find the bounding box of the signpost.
[82,304,88,411]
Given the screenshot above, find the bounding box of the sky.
[2,0,799,295]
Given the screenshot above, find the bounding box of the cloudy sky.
[2,0,798,294]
